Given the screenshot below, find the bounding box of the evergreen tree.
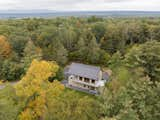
[86,36,100,64]
[55,41,68,65]
[108,51,123,70]
[46,40,68,65]
[76,37,87,61]
[22,40,42,72]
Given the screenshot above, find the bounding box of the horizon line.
[0,10,160,12]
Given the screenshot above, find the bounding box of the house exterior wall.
[98,71,103,80]
[68,72,105,92]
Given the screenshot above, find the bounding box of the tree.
[15,60,64,120]
[58,26,77,51]
[100,23,125,54]
[125,41,160,83]
[72,37,87,61]
[99,50,111,66]
[0,60,23,81]
[100,66,160,120]
[87,16,103,23]
[91,22,106,43]
[45,40,68,65]
[55,42,68,65]
[108,51,123,70]
[45,91,100,120]
[9,35,28,57]
[0,35,12,59]
[86,35,100,64]
[0,85,20,120]
[22,40,42,72]
[25,18,40,31]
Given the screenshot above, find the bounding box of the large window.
[84,78,90,83]
[79,77,83,81]
[70,76,73,80]
[92,80,95,84]
[90,87,96,90]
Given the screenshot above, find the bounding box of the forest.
[0,16,160,120]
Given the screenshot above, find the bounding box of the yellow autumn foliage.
[19,109,33,120]
[16,59,59,97]
[0,80,3,85]
[15,59,65,120]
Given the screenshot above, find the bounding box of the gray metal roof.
[67,63,101,80]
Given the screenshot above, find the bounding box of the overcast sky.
[0,0,160,11]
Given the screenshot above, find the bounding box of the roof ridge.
[72,62,100,69]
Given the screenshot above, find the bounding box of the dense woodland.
[0,17,160,120]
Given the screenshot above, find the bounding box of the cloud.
[0,0,160,11]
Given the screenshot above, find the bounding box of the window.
[90,87,96,90]
[92,80,95,84]
[84,78,90,83]
[79,77,83,81]
[69,75,74,80]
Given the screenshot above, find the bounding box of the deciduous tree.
[0,35,12,59]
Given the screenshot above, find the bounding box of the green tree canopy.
[125,41,160,83]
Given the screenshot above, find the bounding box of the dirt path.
[0,81,19,90]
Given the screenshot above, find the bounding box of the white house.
[65,63,108,94]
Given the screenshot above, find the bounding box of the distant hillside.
[0,9,54,13]
[0,10,160,19]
